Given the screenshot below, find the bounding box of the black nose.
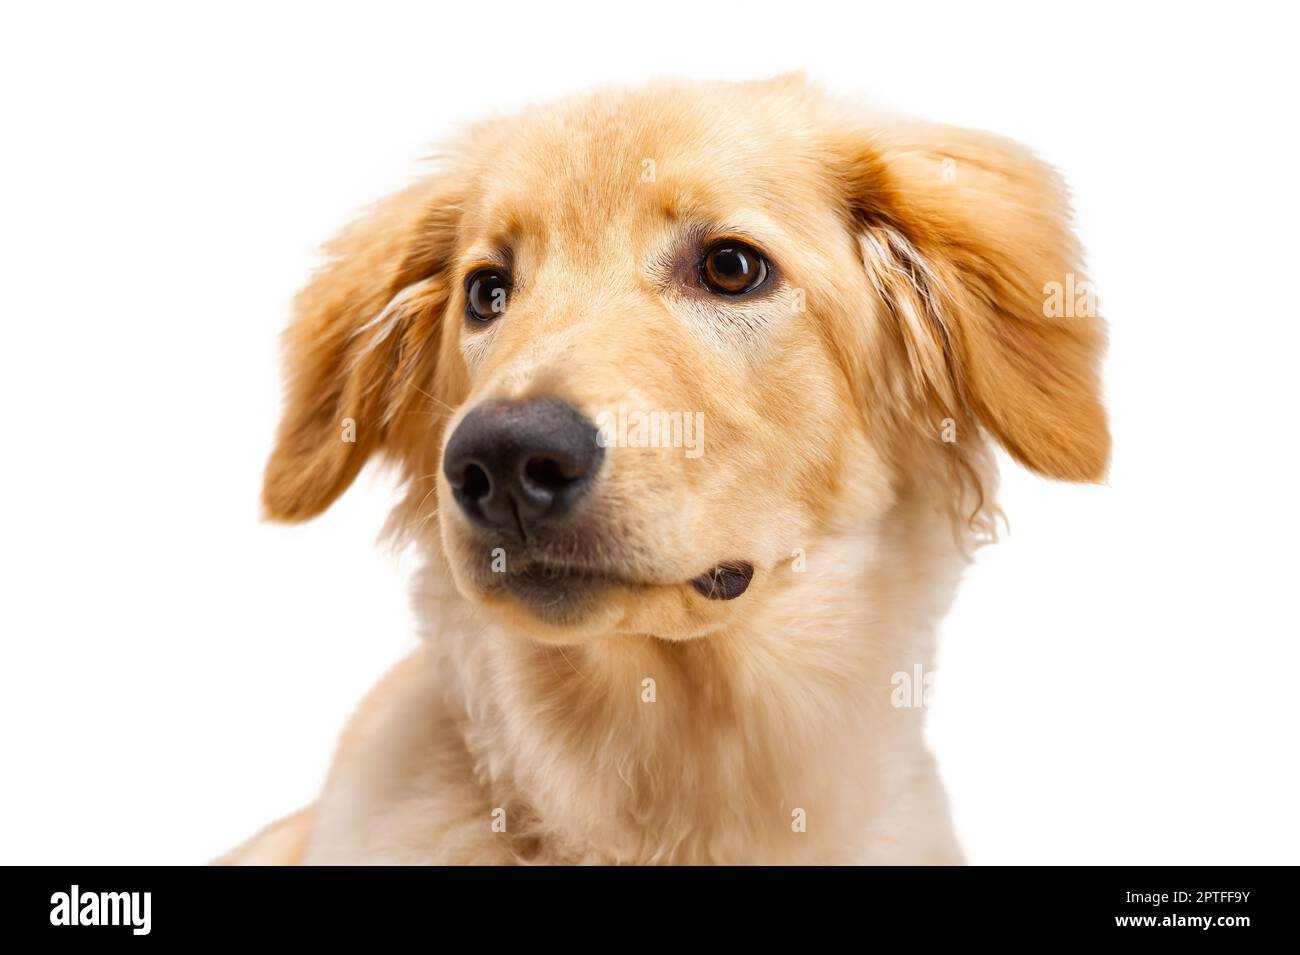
[442,398,603,540]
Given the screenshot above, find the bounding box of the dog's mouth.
[500,562,612,603]
[489,561,621,627]
[487,557,754,624]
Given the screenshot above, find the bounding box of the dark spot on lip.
[691,561,754,600]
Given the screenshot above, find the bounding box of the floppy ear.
[263,174,462,522]
[845,121,1110,482]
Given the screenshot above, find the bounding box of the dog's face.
[433,85,874,641]
[263,77,1109,644]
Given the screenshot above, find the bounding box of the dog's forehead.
[458,84,837,248]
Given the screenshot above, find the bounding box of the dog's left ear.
[841,121,1110,482]
[263,174,462,522]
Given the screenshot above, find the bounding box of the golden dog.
[223,75,1108,864]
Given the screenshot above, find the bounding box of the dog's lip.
[493,562,615,619]
[505,562,613,585]
[492,558,754,599]
[490,561,622,600]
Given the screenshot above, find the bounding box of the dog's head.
[263,76,1108,643]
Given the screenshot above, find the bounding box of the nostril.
[523,455,582,493]
[460,462,491,501]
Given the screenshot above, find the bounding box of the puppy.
[222,75,1108,865]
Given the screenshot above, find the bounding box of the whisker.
[555,645,591,686]
[408,483,440,526]
[410,506,441,531]
[412,383,457,415]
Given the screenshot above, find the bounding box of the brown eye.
[700,241,769,296]
[466,268,510,323]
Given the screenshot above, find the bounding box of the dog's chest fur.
[304,491,970,865]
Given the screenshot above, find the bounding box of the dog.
[221,74,1108,865]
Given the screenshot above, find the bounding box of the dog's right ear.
[263,174,462,522]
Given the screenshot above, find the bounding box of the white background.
[2,1,1297,865]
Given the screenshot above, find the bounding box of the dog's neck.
[415,485,972,863]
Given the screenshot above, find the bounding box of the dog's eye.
[466,269,510,323]
[700,241,769,296]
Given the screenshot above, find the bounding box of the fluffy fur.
[221,75,1108,865]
